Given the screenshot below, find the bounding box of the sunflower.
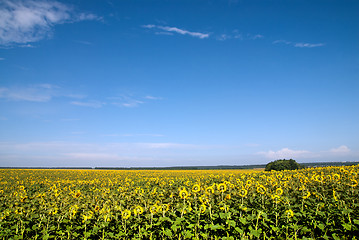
[349,179,358,187]
[122,209,131,220]
[179,189,189,199]
[217,183,227,193]
[199,204,206,213]
[276,187,283,196]
[149,204,158,214]
[205,186,214,195]
[157,204,169,212]
[302,191,311,199]
[73,190,81,198]
[285,209,294,218]
[271,194,281,202]
[192,184,201,193]
[239,188,248,197]
[332,174,340,181]
[133,205,144,215]
[333,190,338,201]
[256,185,266,195]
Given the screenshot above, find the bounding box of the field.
[0,166,358,239]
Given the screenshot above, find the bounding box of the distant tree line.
[265,159,303,171]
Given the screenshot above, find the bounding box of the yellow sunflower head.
[122,209,131,220]
[179,189,189,199]
[217,183,227,193]
[192,184,201,193]
[133,205,144,215]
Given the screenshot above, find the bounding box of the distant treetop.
[265,159,302,171]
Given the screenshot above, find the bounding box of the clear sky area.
[0,0,358,167]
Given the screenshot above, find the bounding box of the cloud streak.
[330,145,350,153]
[273,40,325,48]
[258,148,312,159]
[0,84,84,102]
[0,0,101,46]
[70,100,105,108]
[143,24,209,39]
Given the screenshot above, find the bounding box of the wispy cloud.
[258,148,311,159]
[102,133,164,137]
[110,94,162,108]
[70,100,105,108]
[144,95,163,100]
[0,84,83,102]
[216,31,263,41]
[273,40,325,48]
[0,0,101,46]
[0,84,58,102]
[294,42,325,48]
[142,24,209,39]
[0,57,4,60]
[330,145,350,153]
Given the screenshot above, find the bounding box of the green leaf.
[342,223,352,231]
[332,233,341,240]
[235,227,243,234]
[318,223,325,231]
[163,229,172,237]
[250,229,262,238]
[227,220,236,228]
[239,217,247,225]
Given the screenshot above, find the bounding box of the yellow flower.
[73,190,81,198]
[285,209,294,218]
[276,187,283,196]
[256,185,266,195]
[302,191,311,199]
[149,204,158,214]
[349,179,358,187]
[94,205,100,212]
[239,188,248,197]
[205,186,214,195]
[192,184,201,193]
[179,189,189,199]
[122,209,131,220]
[333,190,338,201]
[225,194,231,200]
[271,194,281,202]
[82,211,93,223]
[157,204,169,212]
[199,204,206,213]
[217,183,227,193]
[133,205,144,215]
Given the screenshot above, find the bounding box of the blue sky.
[0,0,358,167]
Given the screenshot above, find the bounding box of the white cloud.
[110,94,162,108]
[273,40,325,48]
[258,148,311,159]
[102,133,164,137]
[217,34,231,41]
[70,100,105,108]
[294,43,325,48]
[330,145,350,153]
[0,84,83,102]
[0,84,57,102]
[216,31,263,41]
[0,0,101,46]
[0,57,4,60]
[144,95,162,100]
[143,24,209,39]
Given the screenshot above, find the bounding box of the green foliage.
[265,159,302,171]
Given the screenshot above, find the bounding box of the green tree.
[265,159,302,171]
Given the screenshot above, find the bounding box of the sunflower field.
[0,165,358,239]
